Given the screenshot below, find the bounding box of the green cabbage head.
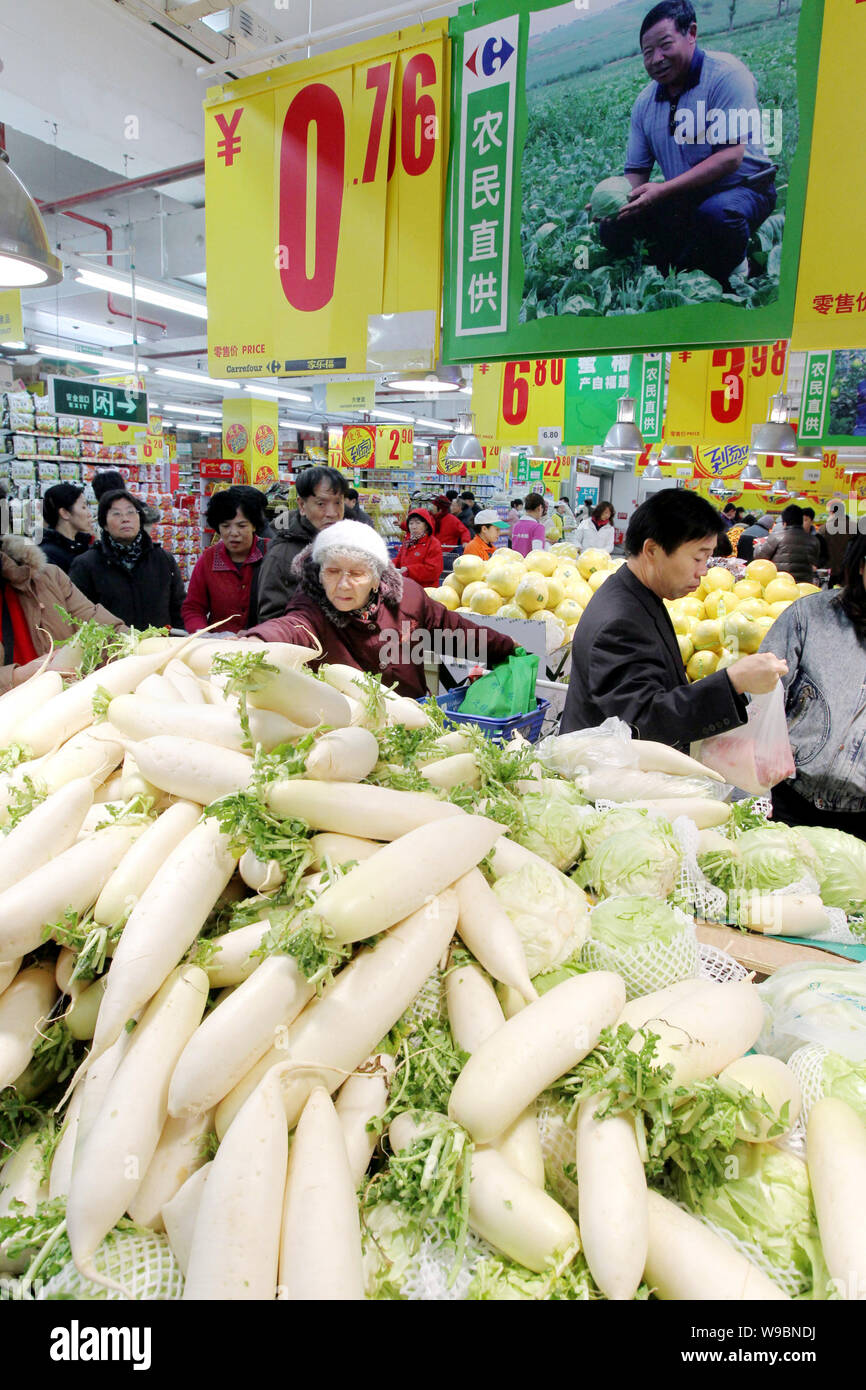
[589,175,632,219]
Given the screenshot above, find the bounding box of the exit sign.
[49,376,148,425]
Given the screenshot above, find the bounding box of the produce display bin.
[429,689,550,744]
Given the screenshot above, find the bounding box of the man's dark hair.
[743,513,757,526]
[722,502,736,516]
[625,488,722,557]
[734,507,746,521]
[640,0,696,42]
[524,492,545,512]
[295,466,347,501]
[92,470,126,502]
[206,485,267,535]
[801,506,816,521]
[510,497,523,508]
[460,490,476,502]
[97,489,145,531]
[782,504,804,527]
[42,482,84,529]
[836,532,866,639]
[445,490,460,501]
[345,488,360,503]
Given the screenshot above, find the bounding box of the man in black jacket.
[257,466,346,620]
[561,489,786,750]
[39,483,94,573]
[69,490,185,630]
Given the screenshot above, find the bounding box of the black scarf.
[103,531,144,572]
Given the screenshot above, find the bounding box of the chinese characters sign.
[801,350,866,446]
[49,377,148,425]
[564,354,666,448]
[664,344,788,447]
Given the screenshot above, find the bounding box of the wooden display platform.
[696,921,837,977]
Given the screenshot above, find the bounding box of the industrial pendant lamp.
[657,443,695,465]
[445,412,484,463]
[0,158,63,288]
[740,453,766,486]
[643,460,664,479]
[751,395,797,456]
[603,396,644,456]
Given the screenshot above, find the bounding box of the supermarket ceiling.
[0,0,461,409]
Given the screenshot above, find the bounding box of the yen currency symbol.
[215,109,243,165]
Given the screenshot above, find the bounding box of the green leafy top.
[4,776,48,830]
[0,744,31,776]
[210,650,280,750]
[729,797,771,836]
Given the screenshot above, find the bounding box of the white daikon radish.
[72,1026,135,1162]
[204,919,272,987]
[48,1084,84,1199]
[448,972,626,1144]
[34,728,124,798]
[309,832,382,871]
[633,740,725,781]
[266,778,462,840]
[416,731,472,764]
[109,694,300,754]
[238,849,284,894]
[0,822,143,959]
[215,892,459,1137]
[314,814,503,944]
[67,964,209,1281]
[93,771,124,803]
[0,669,62,746]
[335,1055,395,1188]
[163,658,208,704]
[645,1190,789,1300]
[89,819,236,1062]
[0,957,22,996]
[304,727,379,782]
[420,753,480,791]
[807,1097,866,1299]
[0,963,57,1090]
[446,960,544,1187]
[0,1129,49,1272]
[319,663,431,730]
[0,776,93,895]
[169,955,314,1119]
[162,1162,211,1276]
[134,673,178,703]
[118,750,162,802]
[576,1094,647,1300]
[279,1086,364,1300]
[488,833,570,882]
[184,637,318,676]
[454,868,537,1004]
[120,735,254,804]
[183,1065,289,1300]
[247,664,352,729]
[620,978,764,1086]
[93,800,201,927]
[66,976,107,1041]
[629,797,731,829]
[135,635,191,655]
[738,893,831,938]
[718,1054,802,1140]
[127,1109,214,1230]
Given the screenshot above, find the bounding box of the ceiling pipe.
[38,161,205,217]
[59,210,167,333]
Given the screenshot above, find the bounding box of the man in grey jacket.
[754,504,820,584]
[257,466,346,620]
[736,512,775,562]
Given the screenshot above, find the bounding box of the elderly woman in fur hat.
[0,531,125,693]
[241,519,517,699]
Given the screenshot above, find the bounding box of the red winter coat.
[181,537,269,634]
[243,563,516,699]
[393,509,443,587]
[435,511,471,550]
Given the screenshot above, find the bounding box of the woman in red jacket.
[432,495,471,555]
[393,508,443,587]
[181,486,269,633]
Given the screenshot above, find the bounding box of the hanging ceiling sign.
[664,342,789,447]
[205,22,447,377]
[443,0,823,362]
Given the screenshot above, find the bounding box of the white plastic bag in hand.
[698,684,795,796]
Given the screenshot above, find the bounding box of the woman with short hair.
[182,486,270,634]
[574,501,616,554]
[69,489,185,630]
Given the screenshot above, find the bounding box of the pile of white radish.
[0,632,860,1303]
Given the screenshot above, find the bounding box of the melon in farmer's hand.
[524,550,558,577]
[577,548,610,579]
[590,175,633,220]
[452,553,485,585]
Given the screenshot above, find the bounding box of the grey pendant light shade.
[751,395,797,455]
[740,454,765,484]
[657,443,695,465]
[643,460,664,479]
[445,411,484,463]
[603,396,644,456]
[0,160,63,288]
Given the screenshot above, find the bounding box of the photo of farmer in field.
[827,352,866,440]
[520,0,800,321]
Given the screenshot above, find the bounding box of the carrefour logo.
[465,36,515,77]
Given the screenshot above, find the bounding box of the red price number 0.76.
[501,359,565,426]
[279,54,437,314]
[709,342,787,425]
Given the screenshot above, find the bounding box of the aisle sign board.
[792,3,866,349]
[375,424,414,467]
[473,358,565,445]
[326,381,375,413]
[0,291,23,344]
[800,350,866,448]
[205,22,448,377]
[564,354,666,448]
[664,343,789,447]
[49,377,148,425]
[443,0,824,362]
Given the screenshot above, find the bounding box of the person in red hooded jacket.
[393,508,443,587]
[432,495,471,555]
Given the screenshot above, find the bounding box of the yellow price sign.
[342,424,376,469]
[467,443,502,476]
[375,424,413,467]
[471,359,565,445]
[666,344,789,447]
[204,23,447,377]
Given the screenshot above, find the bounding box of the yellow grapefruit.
[677,633,695,664]
[704,567,735,592]
[692,619,723,651]
[769,600,793,618]
[764,577,799,605]
[515,576,549,614]
[554,598,583,626]
[429,586,458,611]
[524,550,558,577]
[551,541,578,560]
[679,596,705,620]
[468,586,502,616]
[442,572,463,595]
[460,580,486,605]
[555,563,581,586]
[486,564,522,599]
[498,601,529,620]
[704,590,741,621]
[733,579,763,600]
[737,597,772,621]
[565,577,594,607]
[687,650,719,681]
[745,558,778,587]
[796,582,820,598]
[543,575,565,610]
[452,553,485,585]
[588,569,612,592]
[722,611,763,655]
[577,548,610,579]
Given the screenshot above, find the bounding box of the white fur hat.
[310,518,389,576]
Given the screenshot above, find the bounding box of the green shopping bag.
[457,647,539,720]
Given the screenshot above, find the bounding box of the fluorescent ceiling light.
[279,418,321,430]
[201,8,231,32]
[155,368,241,390]
[369,408,416,424]
[75,268,208,320]
[162,403,222,418]
[413,417,455,432]
[35,342,148,373]
[30,310,135,348]
[0,340,26,350]
[244,384,311,404]
[383,367,464,393]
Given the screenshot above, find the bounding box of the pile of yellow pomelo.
[425,543,619,652]
[666,558,820,682]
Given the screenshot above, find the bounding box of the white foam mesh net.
[36,1229,184,1301]
[582,908,699,1000]
[673,814,729,921]
[787,1043,830,1121]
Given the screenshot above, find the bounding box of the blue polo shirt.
[625,48,774,190]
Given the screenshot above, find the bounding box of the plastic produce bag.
[697,686,794,795]
[457,647,538,720]
[756,961,866,1062]
[535,717,639,778]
